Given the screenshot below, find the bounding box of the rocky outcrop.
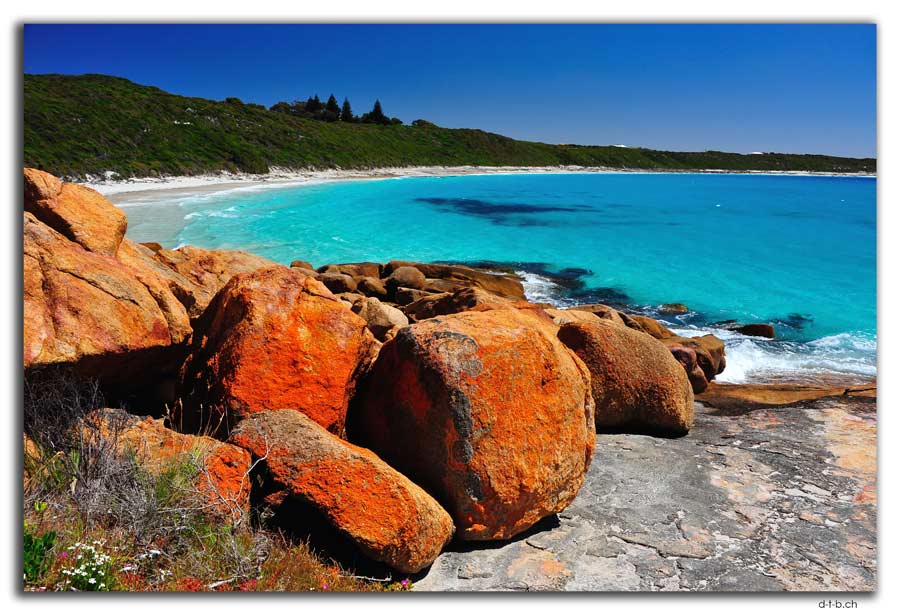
[414,396,876,591]
[558,320,694,435]
[348,308,595,541]
[697,382,876,412]
[179,267,378,435]
[143,244,278,318]
[732,323,776,338]
[318,262,382,279]
[668,345,710,394]
[351,297,409,341]
[356,276,388,299]
[620,313,675,340]
[382,261,526,300]
[662,334,726,383]
[317,272,358,294]
[403,286,513,321]
[81,408,251,521]
[228,409,455,573]
[25,168,127,257]
[24,212,191,387]
[568,304,626,325]
[545,308,602,326]
[385,265,428,293]
[659,303,690,315]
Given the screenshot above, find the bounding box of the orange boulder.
[25,169,127,257]
[145,244,279,318]
[179,267,378,435]
[348,308,595,541]
[558,320,695,435]
[228,409,454,573]
[24,212,190,372]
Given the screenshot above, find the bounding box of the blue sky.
[23,24,876,157]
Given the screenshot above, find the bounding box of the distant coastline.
[90,165,877,204]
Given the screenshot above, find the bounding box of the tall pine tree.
[363,99,390,125]
[340,98,354,122]
[325,94,340,115]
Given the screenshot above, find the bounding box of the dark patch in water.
[415,197,591,227]
[771,313,815,330]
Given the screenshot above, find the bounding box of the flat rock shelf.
[414,397,876,591]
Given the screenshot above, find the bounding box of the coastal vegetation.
[24,73,876,179]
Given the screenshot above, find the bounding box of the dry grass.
[22,369,408,592]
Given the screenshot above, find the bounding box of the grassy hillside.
[24,74,876,178]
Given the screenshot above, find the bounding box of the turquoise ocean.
[123,172,876,385]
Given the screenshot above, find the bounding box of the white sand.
[86,165,875,205]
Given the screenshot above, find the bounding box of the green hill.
[24,73,876,178]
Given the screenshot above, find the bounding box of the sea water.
[123,172,877,385]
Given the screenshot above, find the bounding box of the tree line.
[269,94,402,125]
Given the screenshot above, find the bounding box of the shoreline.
[88,166,877,388]
[86,164,876,204]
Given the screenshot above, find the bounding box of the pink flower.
[321,582,329,590]
[57,552,69,560]
[401,579,409,587]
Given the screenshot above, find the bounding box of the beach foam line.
[84,165,876,200]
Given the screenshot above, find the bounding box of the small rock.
[385,265,427,291]
[317,272,358,294]
[659,303,690,315]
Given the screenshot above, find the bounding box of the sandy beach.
[86,165,876,205]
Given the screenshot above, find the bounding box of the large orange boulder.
[348,308,595,541]
[81,409,251,521]
[24,212,191,372]
[228,409,454,573]
[143,244,278,318]
[558,320,694,435]
[25,169,127,257]
[179,267,378,435]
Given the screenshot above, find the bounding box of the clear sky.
[23,24,876,157]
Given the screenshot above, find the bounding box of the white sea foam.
[517,271,570,306]
[670,326,876,384]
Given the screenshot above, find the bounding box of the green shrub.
[23,523,56,583]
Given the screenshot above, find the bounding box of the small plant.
[60,540,114,591]
[23,521,56,583]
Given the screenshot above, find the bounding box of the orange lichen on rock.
[228,409,454,573]
[348,308,596,541]
[144,244,279,318]
[179,267,378,434]
[558,320,694,434]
